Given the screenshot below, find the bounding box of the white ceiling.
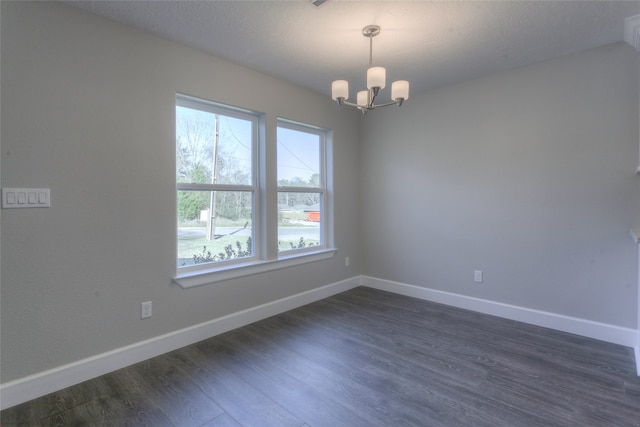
[66,1,640,100]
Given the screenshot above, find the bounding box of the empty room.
[1,1,640,425]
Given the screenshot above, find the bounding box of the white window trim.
[174,96,336,288]
[276,119,329,253]
[174,248,336,288]
[176,94,260,271]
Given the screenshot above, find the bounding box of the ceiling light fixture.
[331,25,409,114]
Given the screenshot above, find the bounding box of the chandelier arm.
[337,99,400,110]
[371,100,400,108]
[368,88,378,108]
[338,100,361,108]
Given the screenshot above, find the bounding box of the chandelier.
[331,25,409,113]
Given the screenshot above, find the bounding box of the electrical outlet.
[141,301,152,319]
[474,270,483,283]
[345,257,350,267]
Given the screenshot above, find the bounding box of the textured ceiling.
[66,1,640,101]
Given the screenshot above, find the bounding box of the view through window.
[176,94,331,277]
[277,121,326,252]
[176,96,256,269]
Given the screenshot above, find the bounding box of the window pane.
[216,115,253,185]
[176,106,253,186]
[277,126,320,188]
[178,190,253,267]
[176,106,215,184]
[278,192,321,251]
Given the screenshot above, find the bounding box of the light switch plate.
[2,188,50,208]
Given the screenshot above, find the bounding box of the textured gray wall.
[0,1,361,382]
[361,42,640,328]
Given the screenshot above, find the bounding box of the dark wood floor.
[2,286,639,426]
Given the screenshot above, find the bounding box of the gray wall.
[0,1,361,382]
[362,42,640,328]
[2,0,639,386]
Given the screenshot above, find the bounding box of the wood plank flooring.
[2,286,639,426]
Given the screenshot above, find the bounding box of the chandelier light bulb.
[331,80,349,101]
[367,66,386,90]
[391,80,410,103]
[357,90,369,107]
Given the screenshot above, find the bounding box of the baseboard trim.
[3,274,637,409]
[361,276,638,349]
[0,276,360,410]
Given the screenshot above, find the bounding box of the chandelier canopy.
[331,25,409,113]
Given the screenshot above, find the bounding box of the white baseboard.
[361,276,638,349]
[3,274,637,410]
[0,276,361,410]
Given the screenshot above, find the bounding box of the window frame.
[174,95,335,288]
[175,94,259,274]
[276,119,328,254]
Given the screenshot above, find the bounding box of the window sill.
[173,248,337,289]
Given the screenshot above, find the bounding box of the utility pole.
[207,114,220,240]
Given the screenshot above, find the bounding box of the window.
[176,95,258,271]
[175,94,334,287]
[277,121,326,253]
